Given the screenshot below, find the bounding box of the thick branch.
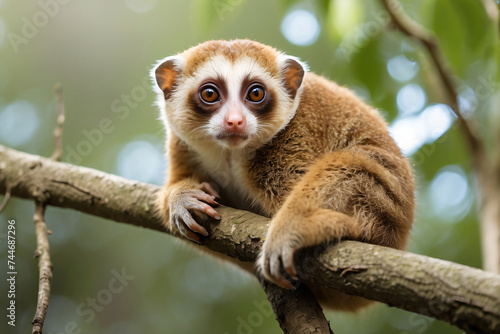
[1,144,499,333]
[295,243,500,334]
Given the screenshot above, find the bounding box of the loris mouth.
[216,132,249,140]
[216,132,250,147]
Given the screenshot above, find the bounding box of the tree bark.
[259,278,334,334]
[31,201,52,334]
[1,144,499,333]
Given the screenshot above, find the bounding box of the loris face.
[152,40,306,151]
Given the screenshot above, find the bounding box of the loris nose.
[224,108,247,132]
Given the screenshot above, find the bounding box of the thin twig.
[31,201,52,334]
[0,175,27,213]
[32,84,66,333]
[0,190,11,213]
[380,0,484,154]
[51,84,65,162]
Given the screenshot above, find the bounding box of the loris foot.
[258,209,360,289]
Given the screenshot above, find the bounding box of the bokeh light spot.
[420,104,455,142]
[396,83,426,116]
[0,100,40,146]
[281,9,320,46]
[387,55,419,82]
[429,165,472,223]
[458,85,477,115]
[389,104,454,156]
[389,116,425,156]
[116,140,164,185]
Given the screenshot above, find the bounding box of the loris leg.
[258,149,413,289]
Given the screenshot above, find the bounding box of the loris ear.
[153,56,181,100]
[279,56,307,99]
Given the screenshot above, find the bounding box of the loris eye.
[200,86,220,103]
[246,85,266,103]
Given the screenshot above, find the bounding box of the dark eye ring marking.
[246,84,266,103]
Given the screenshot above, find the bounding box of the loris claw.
[260,237,298,290]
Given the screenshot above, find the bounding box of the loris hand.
[167,182,221,243]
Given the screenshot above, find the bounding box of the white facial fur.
[192,55,260,149]
[152,52,307,155]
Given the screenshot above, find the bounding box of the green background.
[0,0,499,333]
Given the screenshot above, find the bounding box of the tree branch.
[50,84,65,162]
[31,201,52,334]
[0,144,499,333]
[259,277,334,334]
[0,174,25,213]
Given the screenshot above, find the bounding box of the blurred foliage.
[0,0,499,333]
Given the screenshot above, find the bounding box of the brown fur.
[181,39,280,78]
[153,40,415,312]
